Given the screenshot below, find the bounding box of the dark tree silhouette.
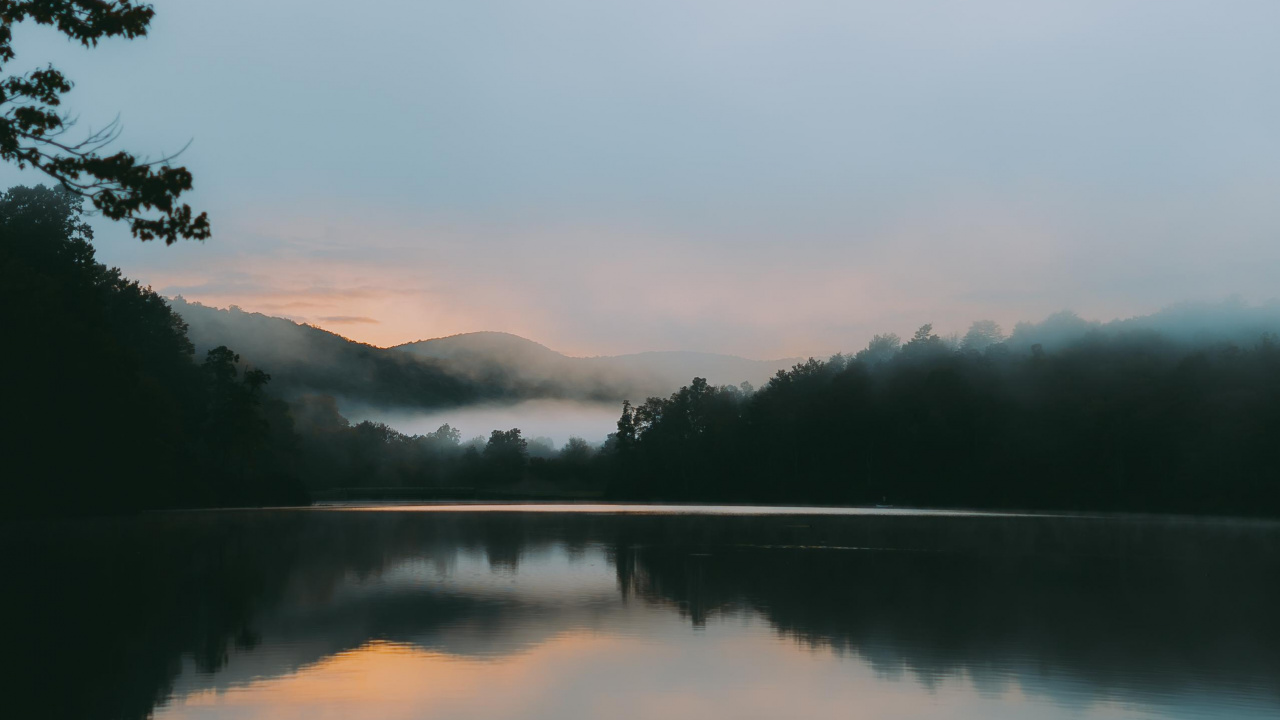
[0,1,208,242]
[0,184,298,514]
[481,428,528,485]
[856,333,901,364]
[961,320,1004,351]
[6,184,1279,516]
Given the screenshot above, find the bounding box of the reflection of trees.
[8,512,1280,719]
[10,511,442,720]
[8,510,629,719]
[615,514,1280,706]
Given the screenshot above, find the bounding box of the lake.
[7,505,1279,720]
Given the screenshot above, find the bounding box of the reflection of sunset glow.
[21,508,1271,720]
[155,629,1153,720]
[318,503,1056,518]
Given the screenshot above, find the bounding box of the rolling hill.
[394,332,799,399]
[171,299,801,408]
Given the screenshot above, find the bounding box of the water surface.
[8,506,1279,719]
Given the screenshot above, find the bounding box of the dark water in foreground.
[7,505,1280,720]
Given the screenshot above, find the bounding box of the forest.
[0,184,603,512]
[2,185,304,511]
[603,326,1280,514]
[4,183,1279,516]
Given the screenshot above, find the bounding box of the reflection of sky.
[164,544,637,699]
[155,538,1277,720]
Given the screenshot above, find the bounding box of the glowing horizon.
[3,0,1278,358]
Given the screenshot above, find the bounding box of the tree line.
[286,394,600,496]
[0,184,601,512]
[6,183,1280,515]
[282,315,1280,516]
[601,323,1280,514]
[1,185,303,511]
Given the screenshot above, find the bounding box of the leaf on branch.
[1,1,209,244]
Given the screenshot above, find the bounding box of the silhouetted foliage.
[7,185,1280,515]
[285,401,611,497]
[157,303,1280,514]
[961,319,1004,351]
[475,428,524,485]
[0,2,208,242]
[0,185,298,513]
[595,325,1280,514]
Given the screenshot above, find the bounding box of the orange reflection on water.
[154,627,1073,720]
[316,502,1060,518]
[163,634,667,720]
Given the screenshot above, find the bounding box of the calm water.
[7,505,1280,720]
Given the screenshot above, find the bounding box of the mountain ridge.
[393,330,797,365]
[392,330,801,395]
[171,298,1280,413]
[172,300,802,408]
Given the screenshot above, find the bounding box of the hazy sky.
[3,1,1279,358]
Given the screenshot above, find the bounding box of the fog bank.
[341,399,623,447]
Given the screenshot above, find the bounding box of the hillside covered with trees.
[602,324,1280,514]
[0,185,599,513]
[5,183,1280,516]
[234,316,1280,517]
[171,301,796,407]
[1,186,305,512]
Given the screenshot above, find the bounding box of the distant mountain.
[394,332,569,377]
[394,332,799,399]
[171,297,1280,410]
[171,298,497,407]
[171,300,801,408]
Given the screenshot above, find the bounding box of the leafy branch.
[0,1,209,243]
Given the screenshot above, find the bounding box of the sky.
[3,0,1279,358]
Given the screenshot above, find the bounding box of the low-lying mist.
[173,293,1280,495]
[327,299,1280,443]
[171,299,797,410]
[340,399,623,448]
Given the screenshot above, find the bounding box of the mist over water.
[342,399,623,446]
